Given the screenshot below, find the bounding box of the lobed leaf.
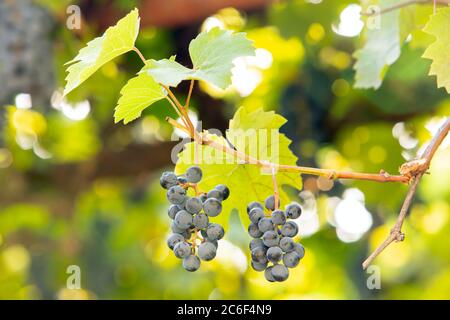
[422,7,450,93]
[63,8,140,96]
[353,0,401,89]
[114,72,165,124]
[142,56,193,87]
[144,27,255,89]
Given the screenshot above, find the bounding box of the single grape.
[203,198,222,217]
[167,185,187,205]
[185,197,203,214]
[205,238,218,248]
[186,166,202,183]
[198,242,217,261]
[266,246,283,263]
[174,210,193,230]
[249,238,265,251]
[206,223,225,241]
[271,210,286,225]
[279,237,295,252]
[199,193,208,203]
[271,264,289,282]
[193,213,209,229]
[262,230,279,247]
[283,251,301,268]
[285,202,302,219]
[214,184,230,200]
[247,201,264,214]
[171,221,187,234]
[168,204,182,220]
[249,207,265,224]
[251,260,267,272]
[167,233,185,250]
[183,254,201,272]
[293,243,305,259]
[160,171,178,189]
[264,195,280,211]
[280,221,298,237]
[207,189,223,201]
[248,223,263,238]
[173,241,191,259]
[264,266,276,282]
[251,246,268,264]
[258,218,274,233]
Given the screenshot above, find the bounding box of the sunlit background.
[0,0,449,299]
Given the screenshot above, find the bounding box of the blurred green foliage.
[0,0,449,300]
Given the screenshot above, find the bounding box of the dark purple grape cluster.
[160,166,229,272]
[247,195,305,282]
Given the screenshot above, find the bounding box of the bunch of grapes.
[160,166,229,272]
[247,195,305,282]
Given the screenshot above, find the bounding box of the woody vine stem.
[133,47,450,269]
[361,0,450,16]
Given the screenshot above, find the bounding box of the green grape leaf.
[353,0,401,89]
[422,7,450,93]
[175,106,301,228]
[189,27,255,89]
[63,8,140,96]
[141,56,192,87]
[114,72,165,124]
[399,4,434,49]
[144,27,255,89]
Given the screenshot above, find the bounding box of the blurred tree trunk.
[0,0,55,109]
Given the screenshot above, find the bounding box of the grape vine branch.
[132,45,450,268]
[362,0,450,16]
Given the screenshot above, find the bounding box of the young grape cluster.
[247,196,305,282]
[160,166,229,272]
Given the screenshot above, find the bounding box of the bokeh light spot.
[333,4,364,37]
[307,23,325,43]
[368,145,386,164]
[332,79,350,96]
[0,148,13,168]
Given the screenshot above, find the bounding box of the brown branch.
[185,79,195,110]
[271,166,280,210]
[167,119,410,183]
[362,117,450,269]
[362,0,450,16]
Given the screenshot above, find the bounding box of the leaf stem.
[133,47,147,64]
[166,117,191,134]
[165,97,189,128]
[163,85,195,134]
[271,166,280,210]
[185,79,195,110]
